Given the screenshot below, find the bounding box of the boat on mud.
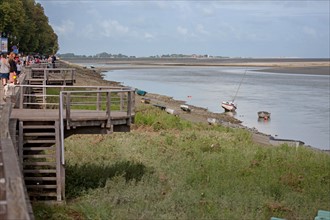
[141,97,151,104]
[180,104,191,112]
[136,89,147,96]
[221,70,247,112]
[221,101,237,112]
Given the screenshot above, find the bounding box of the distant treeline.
[0,0,58,55]
[58,52,229,59]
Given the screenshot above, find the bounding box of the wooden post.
[66,93,71,130]
[127,91,132,125]
[106,91,112,131]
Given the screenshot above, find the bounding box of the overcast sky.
[36,0,329,58]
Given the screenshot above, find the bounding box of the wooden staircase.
[18,120,64,201]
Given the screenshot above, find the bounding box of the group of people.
[0,53,57,86]
[0,52,21,86]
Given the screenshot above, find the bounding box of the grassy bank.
[33,105,330,219]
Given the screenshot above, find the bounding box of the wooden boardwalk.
[0,63,135,217]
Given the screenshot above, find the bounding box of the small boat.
[165,107,178,116]
[141,97,151,104]
[221,101,237,112]
[153,104,166,110]
[180,104,191,112]
[136,89,147,96]
[258,111,271,119]
[221,70,247,112]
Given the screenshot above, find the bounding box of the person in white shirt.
[0,53,10,86]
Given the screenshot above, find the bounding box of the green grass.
[33,105,330,219]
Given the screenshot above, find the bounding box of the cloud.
[177,26,188,36]
[53,20,75,36]
[144,32,154,39]
[100,20,129,37]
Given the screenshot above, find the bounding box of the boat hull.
[221,102,237,112]
[136,90,147,96]
[180,104,191,112]
[258,111,271,119]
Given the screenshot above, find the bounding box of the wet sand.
[66,57,330,75]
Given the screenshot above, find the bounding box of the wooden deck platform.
[0,63,136,210]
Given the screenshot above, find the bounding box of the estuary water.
[83,63,330,150]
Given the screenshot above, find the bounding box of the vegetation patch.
[33,105,330,219]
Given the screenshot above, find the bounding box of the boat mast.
[232,70,247,102]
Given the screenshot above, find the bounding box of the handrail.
[58,88,135,165]
[11,85,133,109]
[0,102,32,219]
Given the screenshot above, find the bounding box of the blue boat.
[136,89,147,96]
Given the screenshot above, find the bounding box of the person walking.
[0,53,10,86]
[8,52,17,84]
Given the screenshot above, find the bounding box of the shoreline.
[66,57,330,75]
[62,59,330,153]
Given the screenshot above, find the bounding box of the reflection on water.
[258,117,271,124]
[101,66,329,150]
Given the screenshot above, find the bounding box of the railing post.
[127,91,132,125]
[59,91,65,165]
[19,86,24,109]
[106,91,112,131]
[97,87,101,111]
[66,92,71,130]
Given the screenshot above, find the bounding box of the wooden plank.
[26,185,57,189]
[24,140,56,144]
[1,138,32,220]
[23,154,55,159]
[24,177,57,181]
[23,170,56,174]
[23,162,56,166]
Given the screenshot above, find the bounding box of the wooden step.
[23,162,56,166]
[24,132,56,136]
[26,185,57,189]
[23,154,55,159]
[25,139,56,144]
[24,169,56,173]
[23,125,55,129]
[28,192,57,197]
[23,147,55,151]
[25,177,57,181]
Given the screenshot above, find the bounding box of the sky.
[36,0,330,58]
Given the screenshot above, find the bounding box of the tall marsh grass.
[33,105,330,219]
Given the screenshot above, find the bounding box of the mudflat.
[66,57,330,75]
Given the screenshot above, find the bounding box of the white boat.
[180,104,191,112]
[221,70,247,112]
[221,101,237,112]
[165,107,178,116]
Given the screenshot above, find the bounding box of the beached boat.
[136,89,147,96]
[258,111,271,119]
[165,107,178,116]
[141,97,151,104]
[153,104,166,110]
[221,101,237,112]
[221,70,247,112]
[180,104,191,112]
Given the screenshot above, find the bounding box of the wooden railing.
[23,67,76,85]
[0,103,33,220]
[14,85,135,110]
[59,88,134,130]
